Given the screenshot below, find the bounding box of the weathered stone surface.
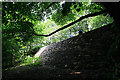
[3,24,118,79]
[34,24,117,75]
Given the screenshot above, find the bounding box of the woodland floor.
[2,23,118,80]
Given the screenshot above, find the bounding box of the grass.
[21,55,43,66]
[4,56,43,71]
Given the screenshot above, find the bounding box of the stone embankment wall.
[34,24,116,77]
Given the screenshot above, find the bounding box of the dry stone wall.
[35,23,116,76]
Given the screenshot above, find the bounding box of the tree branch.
[34,10,106,37]
[32,33,48,37]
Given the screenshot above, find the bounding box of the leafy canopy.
[2,2,113,68]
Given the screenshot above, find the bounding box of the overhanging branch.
[32,33,48,37]
[34,10,106,37]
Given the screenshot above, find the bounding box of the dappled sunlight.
[4,63,29,71]
[33,46,48,63]
[70,71,82,75]
[2,2,119,79]
[34,46,47,58]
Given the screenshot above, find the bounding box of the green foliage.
[51,7,76,25]
[2,2,114,69]
[74,65,79,69]
[11,56,42,68]
[22,56,42,66]
[2,2,38,68]
[89,14,113,30]
[70,2,103,16]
